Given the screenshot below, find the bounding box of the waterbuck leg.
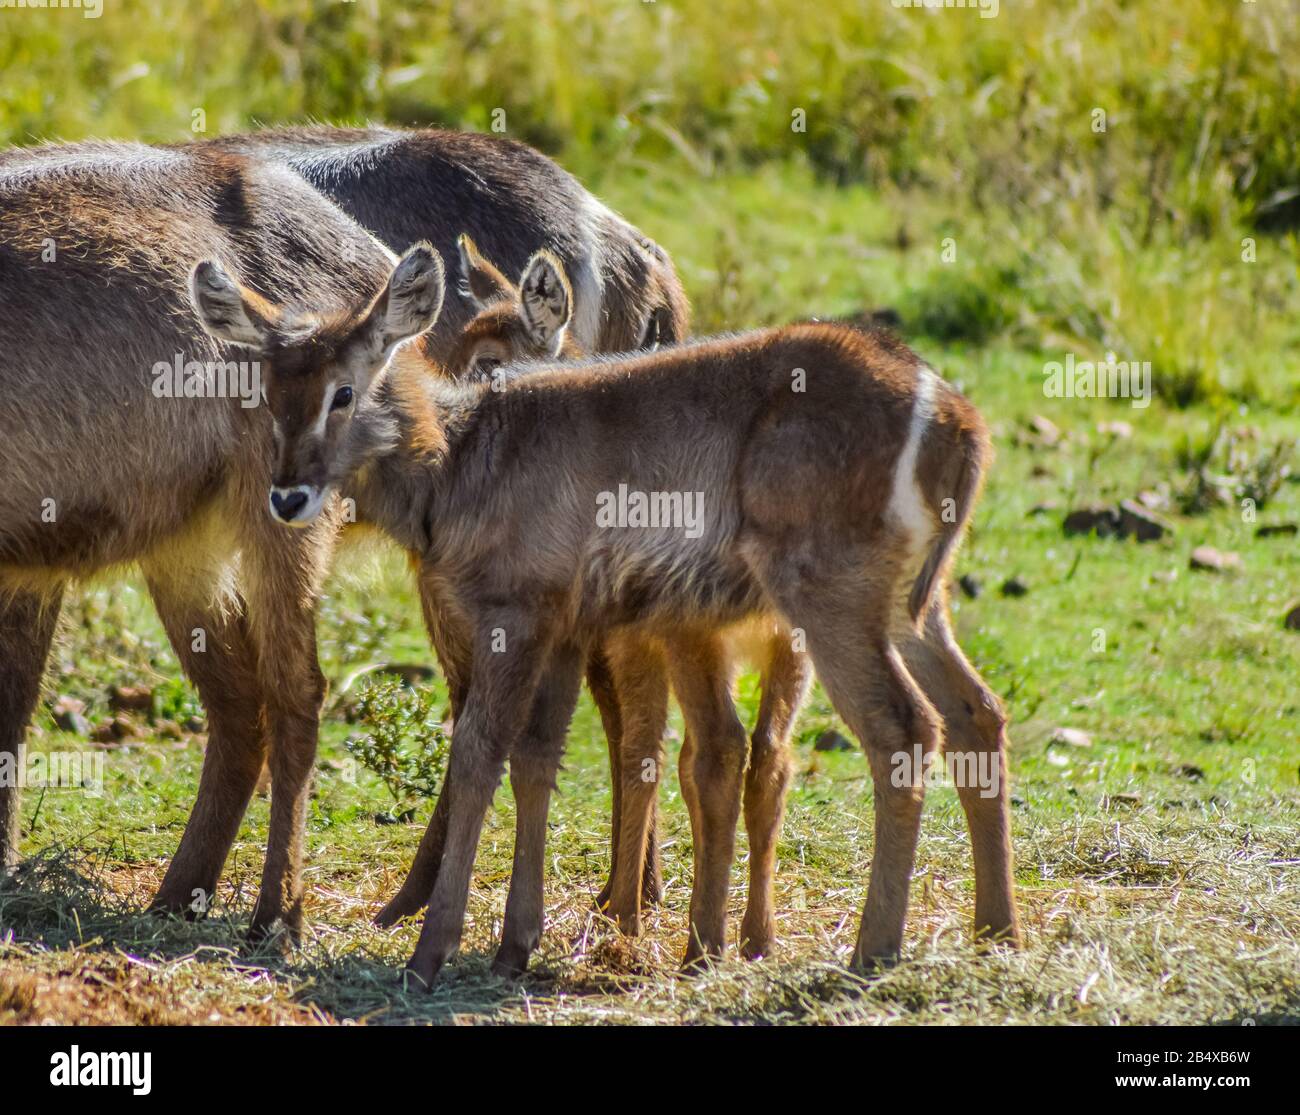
[740,636,811,960]
[145,568,267,917]
[374,775,452,928]
[375,579,471,927]
[406,610,550,986]
[493,643,584,976]
[600,634,668,936]
[589,645,665,913]
[587,645,624,911]
[0,586,63,872]
[753,556,941,968]
[667,631,746,969]
[901,607,1020,947]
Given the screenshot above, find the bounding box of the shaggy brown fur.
[190,126,690,357]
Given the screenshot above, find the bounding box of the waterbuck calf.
[0,141,439,938]
[431,237,813,961]
[191,243,1021,982]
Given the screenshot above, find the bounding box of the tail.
[907,417,989,624]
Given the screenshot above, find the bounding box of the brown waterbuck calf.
[190,242,1021,982]
[0,141,439,937]
[200,125,691,912]
[429,236,813,962]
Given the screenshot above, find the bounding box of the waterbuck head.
[448,234,578,380]
[189,242,446,526]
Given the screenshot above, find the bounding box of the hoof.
[680,942,724,974]
[739,913,775,960]
[145,897,198,922]
[597,898,642,938]
[403,954,443,990]
[849,948,900,975]
[973,920,1023,949]
[245,906,302,955]
[490,942,533,979]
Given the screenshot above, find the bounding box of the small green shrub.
[344,677,448,820]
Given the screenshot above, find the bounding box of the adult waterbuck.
[0,141,440,939]
[194,126,689,357]
[193,241,1022,981]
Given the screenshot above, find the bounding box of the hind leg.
[406,607,553,985]
[144,563,268,916]
[900,606,1020,946]
[0,586,63,871]
[375,587,471,928]
[494,642,585,976]
[590,643,665,916]
[666,630,747,968]
[600,633,668,936]
[740,631,811,959]
[752,555,941,968]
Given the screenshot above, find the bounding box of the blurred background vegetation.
[3,0,1297,402]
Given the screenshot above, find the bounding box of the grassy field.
[2,332,1297,1025]
[1,0,1298,1025]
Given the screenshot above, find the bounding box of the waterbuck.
[427,236,812,960]
[193,242,1021,982]
[0,141,440,939]
[193,126,689,357]
[198,125,691,910]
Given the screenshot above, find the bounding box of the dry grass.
[4,803,1296,1026]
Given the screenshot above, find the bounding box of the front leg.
[493,641,585,976]
[240,515,339,946]
[376,575,472,928]
[406,608,553,986]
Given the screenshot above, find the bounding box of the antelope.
[193,241,1022,982]
[197,124,691,912]
[194,126,689,355]
[419,235,812,961]
[0,142,438,939]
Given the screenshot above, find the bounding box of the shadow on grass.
[0,843,255,959]
[0,845,619,1025]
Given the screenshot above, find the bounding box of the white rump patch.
[886,366,938,546]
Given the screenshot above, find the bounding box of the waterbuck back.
[190,126,688,357]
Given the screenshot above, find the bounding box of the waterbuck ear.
[189,260,273,351]
[518,250,572,351]
[456,233,512,307]
[374,241,446,350]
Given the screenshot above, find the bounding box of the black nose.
[271,489,309,521]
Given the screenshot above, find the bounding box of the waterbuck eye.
[331,385,354,411]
